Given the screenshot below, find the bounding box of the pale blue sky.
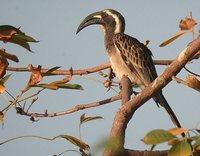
[0,1,200,156]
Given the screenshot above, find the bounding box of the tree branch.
[103,37,200,156]
[120,76,133,105]
[6,60,173,76]
[124,149,168,156]
[7,62,111,75]
[16,95,121,118]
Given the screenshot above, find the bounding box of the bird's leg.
[101,68,118,91]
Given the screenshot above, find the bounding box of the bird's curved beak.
[76,11,103,34]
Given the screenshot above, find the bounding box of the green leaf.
[9,35,33,52]
[0,74,12,83]
[0,25,38,51]
[32,83,83,91]
[80,113,103,125]
[56,83,84,90]
[42,66,61,76]
[169,141,192,156]
[15,33,38,42]
[195,129,200,134]
[190,135,200,142]
[143,129,176,145]
[57,134,89,150]
[0,25,21,35]
[32,84,59,90]
[193,136,200,150]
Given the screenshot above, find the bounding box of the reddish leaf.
[0,49,19,62]
[0,82,6,94]
[179,17,197,30]
[0,56,9,78]
[168,128,187,136]
[27,65,43,89]
[0,25,19,43]
[0,74,12,94]
[0,111,4,125]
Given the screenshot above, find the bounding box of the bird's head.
[76,9,125,34]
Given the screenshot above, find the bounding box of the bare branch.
[6,60,176,76]
[153,59,172,65]
[172,76,188,85]
[17,95,121,118]
[123,149,168,156]
[7,62,111,75]
[123,148,200,156]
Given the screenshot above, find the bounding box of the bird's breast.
[108,50,141,87]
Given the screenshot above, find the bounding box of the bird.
[76,9,182,128]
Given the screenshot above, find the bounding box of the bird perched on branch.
[76,9,182,128]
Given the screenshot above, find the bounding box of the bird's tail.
[153,93,182,128]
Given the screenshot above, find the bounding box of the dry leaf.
[27,65,43,89]
[0,82,6,94]
[0,74,12,94]
[80,113,103,125]
[160,16,197,47]
[179,17,197,30]
[195,145,200,152]
[0,56,9,78]
[0,49,19,62]
[168,128,187,136]
[0,25,18,43]
[50,76,72,85]
[186,75,200,92]
[0,111,4,125]
[168,138,179,146]
[159,30,189,47]
[58,134,90,150]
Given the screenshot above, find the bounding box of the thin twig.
[184,66,200,77]
[17,88,45,103]
[172,76,188,85]
[17,95,121,118]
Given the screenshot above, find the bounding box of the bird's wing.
[113,34,183,129]
[113,33,158,87]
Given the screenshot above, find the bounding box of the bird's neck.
[104,29,116,54]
